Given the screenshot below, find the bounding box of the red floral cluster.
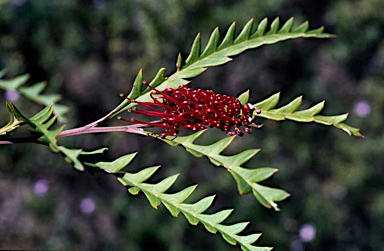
[121,85,262,137]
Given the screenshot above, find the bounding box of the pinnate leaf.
[118,17,332,113]
[254,93,363,137]
[2,103,107,171]
[158,131,288,211]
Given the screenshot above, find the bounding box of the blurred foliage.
[0,0,383,250]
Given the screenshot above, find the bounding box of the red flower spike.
[120,84,263,137]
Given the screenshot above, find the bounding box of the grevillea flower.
[120,84,262,137]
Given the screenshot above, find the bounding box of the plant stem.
[58,124,147,138]
[0,124,147,145]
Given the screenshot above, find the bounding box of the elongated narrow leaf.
[156,131,288,211]
[3,102,107,171]
[88,153,270,249]
[0,69,68,122]
[253,93,363,137]
[98,159,269,250]
[117,17,333,113]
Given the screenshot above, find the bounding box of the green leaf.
[90,152,138,173]
[253,93,363,137]
[3,103,106,171]
[0,73,29,90]
[238,90,250,105]
[19,82,61,104]
[128,69,144,99]
[157,131,288,210]
[116,163,270,250]
[117,18,333,113]
[200,27,220,58]
[0,102,26,135]
[185,33,202,67]
[0,69,69,122]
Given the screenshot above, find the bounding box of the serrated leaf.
[92,152,138,173]
[19,82,61,104]
[275,96,302,114]
[162,185,197,216]
[293,21,309,33]
[250,18,268,39]
[278,17,294,33]
[254,93,363,137]
[185,33,201,66]
[117,18,333,115]
[0,70,69,122]
[266,17,280,35]
[140,174,179,195]
[120,166,161,186]
[253,93,280,110]
[234,19,254,44]
[0,73,29,90]
[285,101,324,122]
[157,131,287,210]
[252,184,290,211]
[200,27,220,58]
[4,103,104,171]
[115,159,270,249]
[218,22,236,50]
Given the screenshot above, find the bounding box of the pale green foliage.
[89,153,271,251]
[0,69,68,121]
[2,103,107,170]
[113,17,334,115]
[158,130,288,211]
[254,93,363,137]
[0,17,363,250]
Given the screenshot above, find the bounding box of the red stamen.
[121,84,262,136]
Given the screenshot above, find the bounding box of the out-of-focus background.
[0,0,383,250]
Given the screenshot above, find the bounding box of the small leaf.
[92,152,138,173]
[278,17,294,33]
[234,19,254,44]
[148,68,167,89]
[128,186,141,195]
[217,22,236,50]
[238,90,250,105]
[293,21,309,33]
[250,17,268,38]
[254,93,362,137]
[185,33,201,66]
[0,73,29,90]
[120,166,161,186]
[253,93,280,110]
[128,69,144,99]
[200,27,220,58]
[266,17,280,35]
[315,114,348,125]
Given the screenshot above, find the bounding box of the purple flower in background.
[299,223,316,242]
[33,179,49,197]
[354,100,371,118]
[80,197,96,215]
[5,90,20,102]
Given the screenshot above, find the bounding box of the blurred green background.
[0,0,383,250]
